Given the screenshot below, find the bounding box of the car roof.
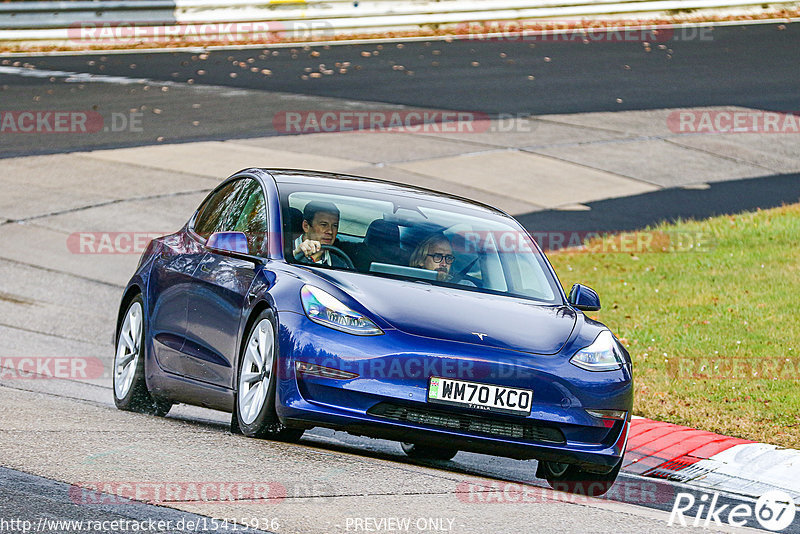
[258,168,507,217]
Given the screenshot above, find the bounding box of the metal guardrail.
[0,0,797,42]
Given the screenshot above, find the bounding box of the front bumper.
[275,311,632,470]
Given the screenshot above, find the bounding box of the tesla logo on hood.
[472,332,488,341]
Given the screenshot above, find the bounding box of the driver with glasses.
[293,201,348,267]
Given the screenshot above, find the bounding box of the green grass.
[547,203,800,447]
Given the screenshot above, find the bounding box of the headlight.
[301,285,383,336]
[570,330,624,371]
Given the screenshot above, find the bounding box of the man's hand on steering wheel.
[294,239,322,259]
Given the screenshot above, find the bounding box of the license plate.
[427,377,532,416]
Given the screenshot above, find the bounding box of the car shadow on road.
[515,173,800,242]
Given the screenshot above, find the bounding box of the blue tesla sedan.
[113,168,632,495]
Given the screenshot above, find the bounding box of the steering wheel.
[320,245,355,270]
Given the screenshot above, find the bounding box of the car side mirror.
[568,284,601,311]
[207,231,249,255]
[206,231,265,265]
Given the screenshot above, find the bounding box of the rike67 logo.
[669,490,796,531]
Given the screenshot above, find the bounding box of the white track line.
[0,65,183,86]
[0,65,255,96]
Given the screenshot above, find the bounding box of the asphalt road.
[1,21,799,534]
[2,22,799,157]
[0,466,272,534]
[0,377,780,533]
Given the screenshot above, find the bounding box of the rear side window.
[193,178,267,255]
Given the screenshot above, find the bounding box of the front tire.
[113,295,172,416]
[401,443,458,461]
[537,457,622,496]
[234,309,303,442]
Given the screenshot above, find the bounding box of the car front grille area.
[367,403,566,444]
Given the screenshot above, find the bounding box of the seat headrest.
[288,207,303,235]
[364,219,400,249]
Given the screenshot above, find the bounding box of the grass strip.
[548,202,800,447]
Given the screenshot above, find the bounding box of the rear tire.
[113,295,172,417]
[234,309,304,442]
[537,457,622,496]
[401,443,458,461]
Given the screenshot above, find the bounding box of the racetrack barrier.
[1,0,798,45]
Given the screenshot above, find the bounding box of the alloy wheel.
[238,318,275,425]
[114,301,142,400]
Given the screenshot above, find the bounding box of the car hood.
[314,270,577,355]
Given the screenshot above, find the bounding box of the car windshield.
[279,181,563,304]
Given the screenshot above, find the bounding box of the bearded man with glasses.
[409,233,456,282]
